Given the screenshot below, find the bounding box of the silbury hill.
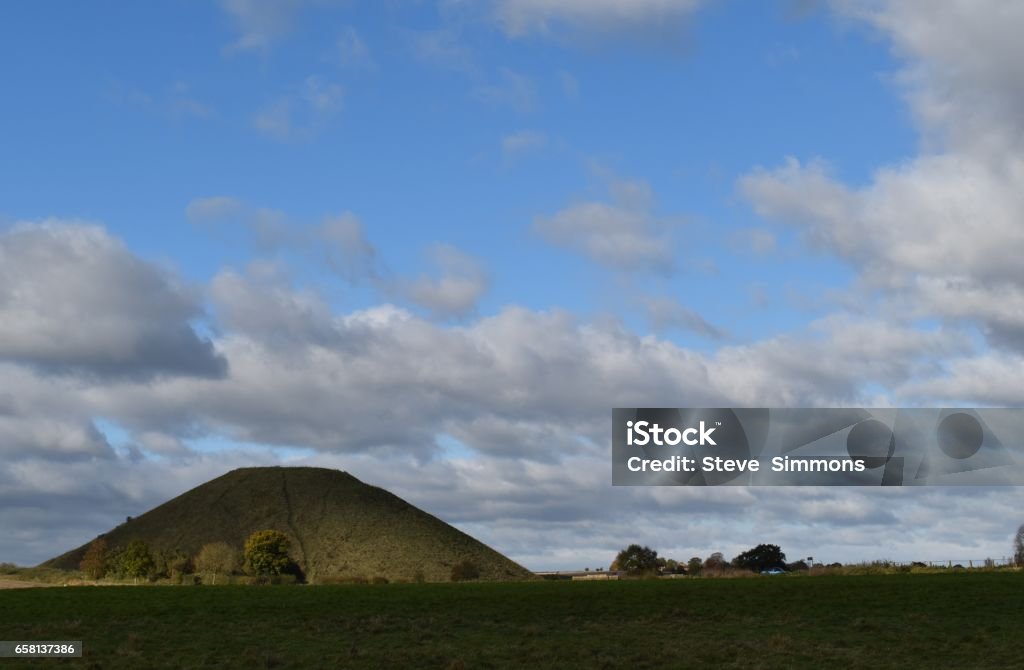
[42,466,532,583]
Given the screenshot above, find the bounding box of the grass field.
[1,572,1021,669]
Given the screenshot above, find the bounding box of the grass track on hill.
[1,573,1021,669]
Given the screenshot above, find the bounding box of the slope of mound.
[42,466,532,582]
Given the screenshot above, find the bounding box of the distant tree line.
[611,543,807,577]
[613,526,1024,576]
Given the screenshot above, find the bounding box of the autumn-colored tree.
[79,538,108,579]
[703,552,727,570]
[244,530,292,576]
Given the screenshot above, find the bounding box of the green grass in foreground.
[1,572,1021,669]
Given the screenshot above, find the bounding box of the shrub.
[244,530,292,577]
[318,575,368,585]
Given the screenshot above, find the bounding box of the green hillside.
[42,466,532,582]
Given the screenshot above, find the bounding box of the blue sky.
[1,0,914,343]
[3,0,1024,570]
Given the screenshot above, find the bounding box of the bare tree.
[195,542,238,585]
[1015,524,1024,567]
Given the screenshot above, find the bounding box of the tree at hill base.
[79,538,108,579]
[118,540,155,584]
[1014,524,1024,567]
[195,542,239,585]
[244,530,292,577]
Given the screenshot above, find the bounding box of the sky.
[2,0,1024,570]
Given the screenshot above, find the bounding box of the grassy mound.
[42,466,531,583]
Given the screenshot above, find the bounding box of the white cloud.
[838,0,1024,158]
[728,2,1024,362]
[0,222,1016,569]
[395,244,490,318]
[0,222,225,379]
[533,174,675,273]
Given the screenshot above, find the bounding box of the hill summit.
[42,466,532,582]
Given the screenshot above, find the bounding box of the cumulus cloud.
[0,223,1015,568]
[10,0,1024,570]
[838,0,1024,157]
[83,285,952,459]
[533,174,675,273]
[741,156,1024,289]
[209,264,344,348]
[739,1,1024,357]
[0,372,113,460]
[393,245,490,318]
[0,222,225,379]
